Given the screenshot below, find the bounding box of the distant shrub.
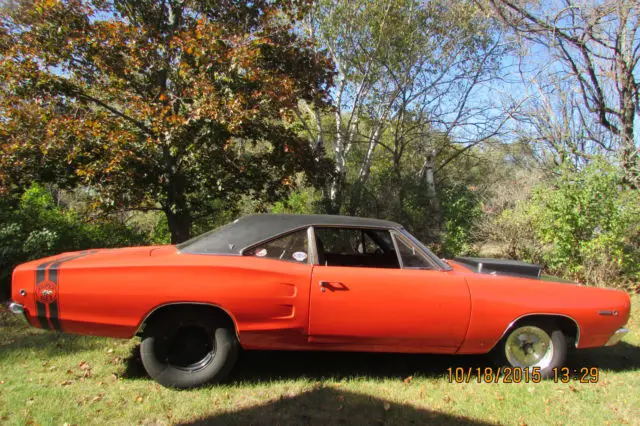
[270,184,323,215]
[440,184,482,258]
[0,184,148,300]
[493,161,640,288]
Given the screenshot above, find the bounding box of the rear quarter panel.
[12,249,313,348]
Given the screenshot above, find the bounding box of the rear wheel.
[492,321,567,379]
[140,309,238,388]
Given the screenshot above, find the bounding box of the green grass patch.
[1,296,639,425]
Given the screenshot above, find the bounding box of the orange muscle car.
[8,214,631,388]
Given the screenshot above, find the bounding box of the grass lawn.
[1,295,639,426]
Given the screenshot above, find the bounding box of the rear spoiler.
[453,257,542,279]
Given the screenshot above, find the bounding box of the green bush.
[0,184,149,300]
[495,161,640,287]
[440,184,482,258]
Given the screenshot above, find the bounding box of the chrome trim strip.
[308,226,319,265]
[135,302,241,341]
[390,231,405,269]
[487,313,581,351]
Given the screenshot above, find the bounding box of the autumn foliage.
[0,0,333,242]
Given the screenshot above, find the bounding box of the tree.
[0,0,333,243]
[297,0,509,217]
[481,0,640,189]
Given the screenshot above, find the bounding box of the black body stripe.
[35,251,93,331]
[36,260,57,282]
[48,303,62,331]
[48,252,89,282]
[36,302,49,329]
[35,260,57,330]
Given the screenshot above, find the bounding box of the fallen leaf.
[135,395,144,403]
[66,370,74,374]
[61,380,73,386]
[79,361,90,370]
[569,385,579,393]
[403,375,413,384]
[443,395,452,403]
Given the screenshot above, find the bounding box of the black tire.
[491,320,567,379]
[140,307,239,388]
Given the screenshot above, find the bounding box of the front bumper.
[604,327,629,346]
[6,301,24,315]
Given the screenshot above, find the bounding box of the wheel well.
[137,303,238,339]
[507,314,579,347]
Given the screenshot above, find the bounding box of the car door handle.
[319,281,348,292]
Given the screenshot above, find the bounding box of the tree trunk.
[162,144,192,244]
[619,75,639,189]
[421,149,443,240]
[165,206,192,244]
[164,170,192,244]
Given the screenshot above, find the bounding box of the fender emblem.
[36,280,57,304]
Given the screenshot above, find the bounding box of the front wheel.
[492,322,567,379]
[140,310,239,388]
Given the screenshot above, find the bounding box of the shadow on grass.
[121,343,493,382]
[567,342,640,370]
[176,386,496,426]
[122,342,640,383]
[0,328,108,361]
[0,308,107,361]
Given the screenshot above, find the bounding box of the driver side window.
[314,227,400,269]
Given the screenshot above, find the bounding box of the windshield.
[398,228,452,271]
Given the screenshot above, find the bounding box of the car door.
[308,227,471,353]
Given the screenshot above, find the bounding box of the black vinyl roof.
[178,214,402,255]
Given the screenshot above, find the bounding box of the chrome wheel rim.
[505,326,554,369]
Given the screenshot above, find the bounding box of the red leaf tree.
[0,0,333,242]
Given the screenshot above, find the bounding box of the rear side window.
[243,229,309,263]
